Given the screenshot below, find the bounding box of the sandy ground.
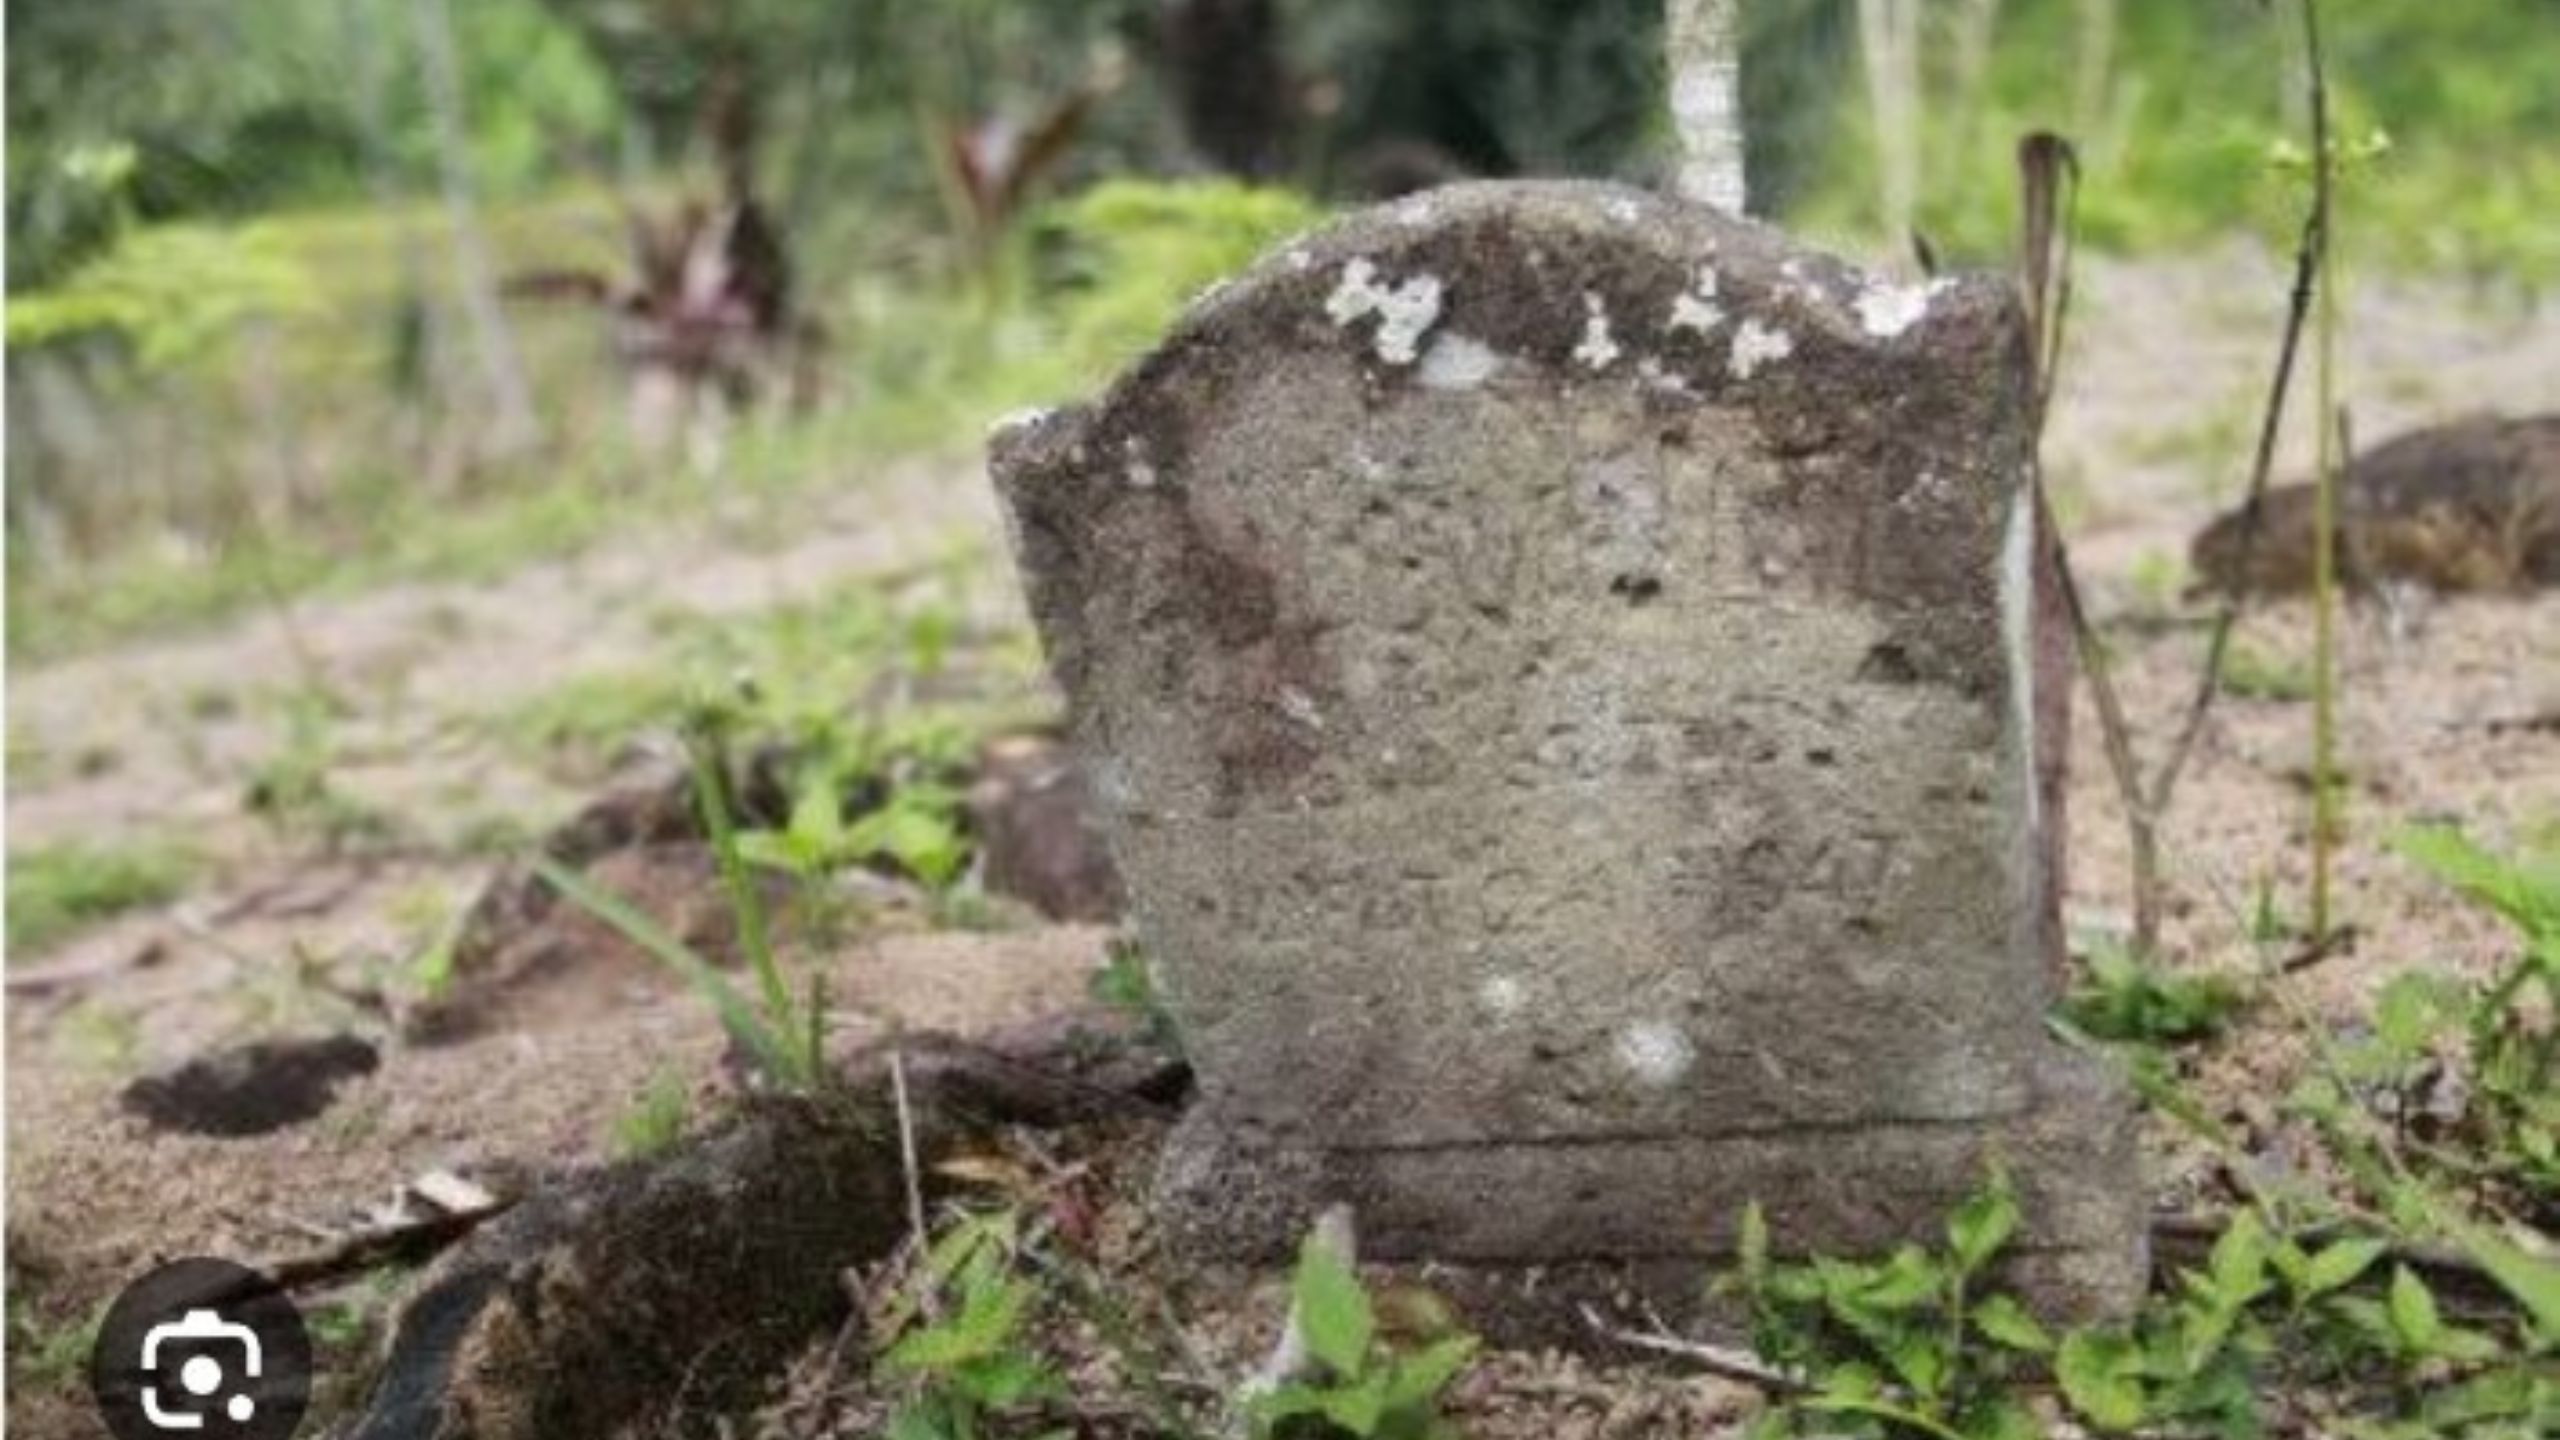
[6,249,2558,1437]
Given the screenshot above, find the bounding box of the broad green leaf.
[2055,1330,2147,1432]
[2447,1218,2560,1337]
[2300,1236,2389,1297]
[1947,1171,2020,1273]
[1859,1245,1945,1310]
[2177,1296,2244,1377]
[2388,1265,2443,1351]
[2393,824,2560,942]
[883,1276,1031,1373]
[1819,1359,1884,1400]
[2327,1294,2394,1347]
[2416,1365,2541,1427]
[2427,1323,2504,1365]
[1970,1294,2054,1353]
[1315,1370,1390,1434]
[876,1210,1015,1341]
[960,1351,1058,1407]
[787,771,849,855]
[2205,1211,2272,1307]
[1880,1328,1950,1400]
[1254,1381,1332,1424]
[1381,1335,1480,1413]
[1292,1231,1375,1378]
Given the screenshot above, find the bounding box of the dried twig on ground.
[1576,1303,1805,1395]
[889,1047,931,1291]
[260,1203,513,1292]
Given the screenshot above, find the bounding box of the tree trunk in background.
[1856,0,1923,265]
[411,0,542,460]
[1667,0,1748,212]
[2074,0,2116,135]
[1951,0,2003,166]
[1159,0,1296,179]
[347,0,437,404]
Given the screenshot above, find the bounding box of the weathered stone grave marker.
[990,182,2144,1317]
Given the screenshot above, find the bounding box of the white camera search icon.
[138,1309,262,1430]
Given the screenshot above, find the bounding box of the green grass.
[2219,638,2316,703]
[5,1294,106,1393]
[1791,0,2560,287]
[6,839,194,955]
[609,1069,692,1160]
[11,179,1322,665]
[491,557,1045,777]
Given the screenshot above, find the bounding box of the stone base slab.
[1155,1047,2147,1328]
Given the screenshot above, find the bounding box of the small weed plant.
[1729,1168,2054,1440]
[1249,1228,1479,1440]
[1089,937,1182,1053]
[609,1069,691,1160]
[5,838,194,955]
[861,1199,1477,1440]
[1734,1177,2554,1440]
[873,1210,1064,1440]
[1748,819,2560,1440]
[534,719,826,1091]
[2063,944,2252,1047]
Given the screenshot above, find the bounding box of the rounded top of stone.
[992,179,2022,490]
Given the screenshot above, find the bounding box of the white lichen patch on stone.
[1284,247,1315,272]
[1854,277,1954,339]
[1776,256,1831,306]
[1667,266,1725,335]
[1896,468,1951,508]
[1636,356,1692,395]
[1478,974,1527,1020]
[1571,293,1622,371]
[1325,258,1445,366]
[1277,685,1325,731]
[1614,1020,1696,1088]
[1605,195,1643,226]
[1728,318,1795,379]
[1418,332,1504,391]
[1394,196,1438,227]
[1126,459,1158,489]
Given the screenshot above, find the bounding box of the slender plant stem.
[2303,0,2342,943]
[689,727,789,1035]
[2150,208,2320,819]
[2023,25,2328,955]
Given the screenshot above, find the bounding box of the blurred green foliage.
[8,0,2557,664]
[5,223,319,366]
[5,0,617,290]
[6,839,195,956]
[1791,0,2560,283]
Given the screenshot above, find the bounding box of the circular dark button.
[90,1258,311,1440]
